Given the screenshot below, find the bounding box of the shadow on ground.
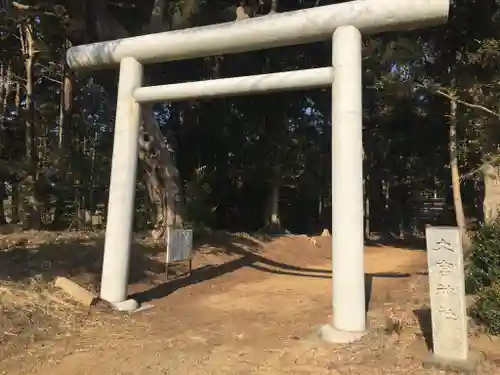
[133,233,422,311]
[0,232,165,290]
[365,234,426,251]
[0,230,427,311]
[414,307,433,351]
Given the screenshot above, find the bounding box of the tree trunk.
[20,21,41,229]
[139,105,185,239]
[265,179,281,230]
[58,41,72,150]
[449,97,468,246]
[381,177,391,233]
[0,182,6,225]
[11,183,19,223]
[364,175,370,238]
[363,147,371,238]
[88,131,98,228]
[270,0,278,13]
[270,183,280,227]
[0,64,3,117]
[482,162,500,224]
[90,0,187,239]
[14,81,20,116]
[52,38,74,228]
[11,78,21,225]
[0,63,9,126]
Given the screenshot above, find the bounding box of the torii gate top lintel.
[66,0,449,70]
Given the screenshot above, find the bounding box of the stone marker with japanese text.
[425,226,476,371]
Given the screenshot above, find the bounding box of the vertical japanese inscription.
[426,226,469,361]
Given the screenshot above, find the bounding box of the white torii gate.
[67,0,449,343]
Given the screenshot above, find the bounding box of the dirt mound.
[257,234,330,265]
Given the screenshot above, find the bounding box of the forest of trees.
[0,0,499,242]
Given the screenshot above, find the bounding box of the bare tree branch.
[436,89,500,118]
[11,1,59,17]
[416,82,500,118]
[415,82,500,181]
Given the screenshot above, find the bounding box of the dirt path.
[2,235,499,375]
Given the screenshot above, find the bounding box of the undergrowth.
[466,218,500,335]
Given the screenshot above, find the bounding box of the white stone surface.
[66,0,450,69]
[318,324,366,344]
[331,25,366,333]
[113,298,140,312]
[133,68,333,103]
[426,226,468,361]
[100,57,143,304]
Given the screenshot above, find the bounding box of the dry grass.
[0,230,163,364]
[1,279,79,344]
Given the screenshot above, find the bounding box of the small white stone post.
[424,226,478,372]
[100,57,143,311]
[320,25,366,343]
